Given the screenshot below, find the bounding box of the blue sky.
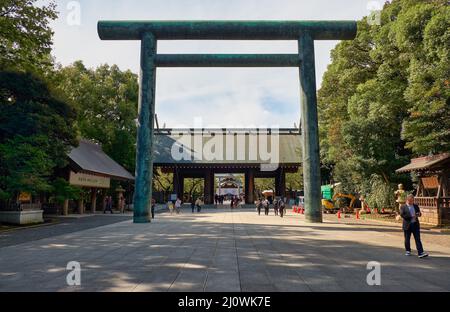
[47,0,379,128]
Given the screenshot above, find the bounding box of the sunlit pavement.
[1,208,450,292]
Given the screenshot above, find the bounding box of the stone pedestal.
[0,210,44,225]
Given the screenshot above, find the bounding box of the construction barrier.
[291,206,305,214]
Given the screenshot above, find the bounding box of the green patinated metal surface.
[97,19,357,224]
[299,33,322,223]
[98,20,357,40]
[133,32,157,223]
[156,54,301,67]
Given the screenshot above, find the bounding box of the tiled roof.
[396,153,450,173]
[153,129,302,165]
[68,140,134,180]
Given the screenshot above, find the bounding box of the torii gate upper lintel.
[97,20,357,224]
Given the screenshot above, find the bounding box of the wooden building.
[63,139,134,215]
[153,128,302,205]
[396,153,450,226]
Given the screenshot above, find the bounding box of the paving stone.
[1,209,450,292]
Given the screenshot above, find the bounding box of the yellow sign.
[69,171,110,188]
[18,192,32,202]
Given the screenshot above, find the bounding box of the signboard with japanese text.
[69,171,110,188]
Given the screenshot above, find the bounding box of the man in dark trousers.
[104,196,113,214]
[263,198,269,216]
[256,199,263,216]
[400,194,428,258]
[279,198,285,218]
[151,198,156,219]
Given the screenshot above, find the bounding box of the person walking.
[400,194,428,258]
[175,197,182,214]
[279,198,285,218]
[104,196,113,214]
[256,198,263,216]
[273,198,279,216]
[191,199,195,213]
[167,200,174,215]
[151,198,156,219]
[263,198,269,216]
[195,197,203,213]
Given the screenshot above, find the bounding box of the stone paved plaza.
[1,209,450,292]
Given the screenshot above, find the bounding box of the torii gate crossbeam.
[97,20,357,224]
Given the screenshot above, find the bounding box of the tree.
[254,178,275,198]
[184,178,204,200]
[50,178,82,205]
[153,169,173,193]
[0,135,54,201]
[285,168,303,192]
[317,0,449,203]
[51,61,139,173]
[0,72,78,204]
[0,0,57,73]
[400,2,450,154]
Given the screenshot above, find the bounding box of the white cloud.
[49,0,369,127]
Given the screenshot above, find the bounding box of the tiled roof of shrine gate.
[153,128,302,166]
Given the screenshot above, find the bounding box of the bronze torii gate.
[97,20,357,223]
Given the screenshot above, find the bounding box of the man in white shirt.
[175,198,182,214]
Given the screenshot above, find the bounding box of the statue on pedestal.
[394,183,407,214]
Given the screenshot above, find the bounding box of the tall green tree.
[400,2,450,154]
[0,0,57,73]
[318,0,449,202]
[286,168,303,192]
[0,72,78,203]
[51,61,139,173]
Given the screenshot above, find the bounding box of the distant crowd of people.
[167,197,204,215]
[214,194,244,208]
[101,194,290,221]
[214,194,225,205]
[255,197,286,218]
[103,195,126,214]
